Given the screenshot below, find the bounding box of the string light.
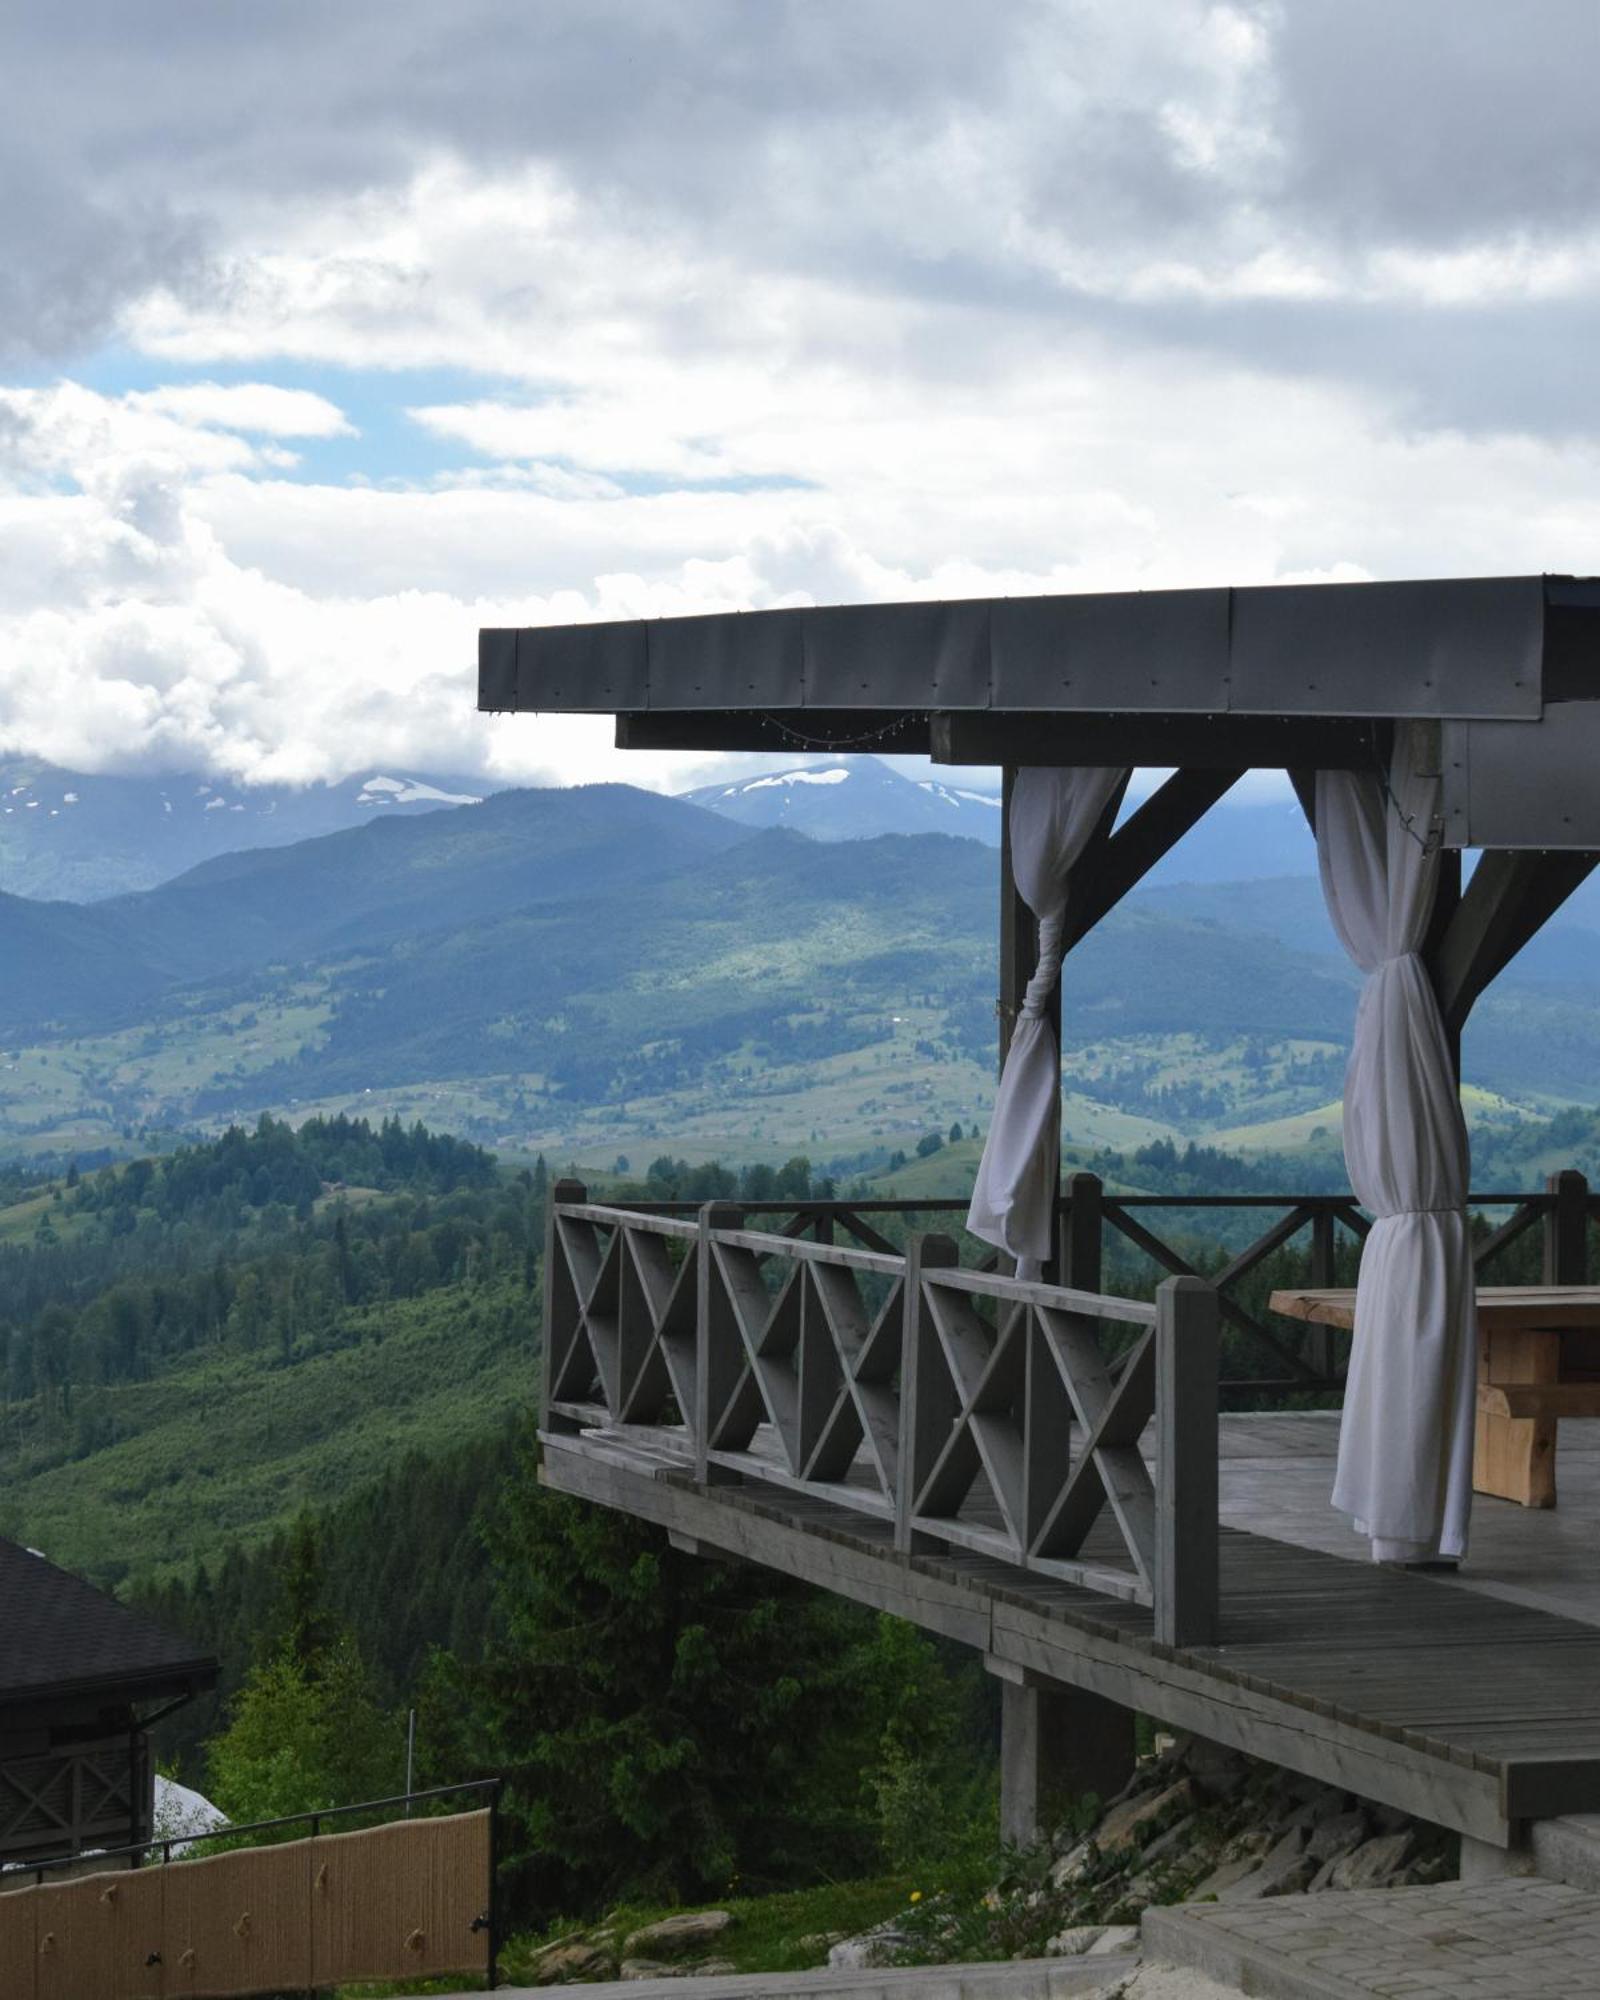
[756,711,927,753]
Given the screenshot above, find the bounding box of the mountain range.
[0,761,485,901]
[0,773,1595,1171]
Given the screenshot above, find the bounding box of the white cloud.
[1,3,1599,802]
[131,383,356,438]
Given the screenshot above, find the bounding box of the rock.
[619,1961,678,1981]
[1096,1779,1195,1855]
[828,1923,910,1970]
[1050,1838,1098,1888]
[1191,1853,1266,1900]
[1326,1829,1416,1891]
[532,1941,616,1984]
[795,1931,845,1951]
[623,1912,733,1960]
[1307,1810,1369,1865]
[695,1961,738,1977]
[1087,1923,1141,1955]
[1219,1826,1313,1902]
[1047,1926,1106,1956]
[1139,1814,1198,1867]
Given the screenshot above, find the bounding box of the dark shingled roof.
[0,1536,215,1707]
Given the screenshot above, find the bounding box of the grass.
[504,1874,925,1982]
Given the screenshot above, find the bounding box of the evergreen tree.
[427,1427,977,1916]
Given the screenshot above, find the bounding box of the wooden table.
[1270,1286,1600,1509]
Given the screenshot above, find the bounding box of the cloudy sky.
[2,1,1598,794]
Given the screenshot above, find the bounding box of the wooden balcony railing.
[553,1168,1593,1399]
[544,1189,1220,1646]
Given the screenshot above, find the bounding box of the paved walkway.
[436,1955,1139,1997]
[1146,1877,1600,1998]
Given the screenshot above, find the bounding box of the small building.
[0,1537,215,1869]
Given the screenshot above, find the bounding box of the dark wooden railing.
[545,1186,1220,1645]
[542,1168,1595,1650]
[559,1169,1593,1398]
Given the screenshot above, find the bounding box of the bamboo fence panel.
[0,1875,36,1995]
[160,1838,314,2000]
[32,1868,162,2000]
[311,1809,491,1985]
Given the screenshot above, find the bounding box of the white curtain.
[968,766,1129,1278]
[1315,723,1476,1563]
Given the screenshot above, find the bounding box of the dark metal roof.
[481,575,1600,725]
[0,1537,215,1709]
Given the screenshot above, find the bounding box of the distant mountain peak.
[682,754,1002,846]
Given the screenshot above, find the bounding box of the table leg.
[1474,1325,1561,1508]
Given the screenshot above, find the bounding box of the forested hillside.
[0,1115,539,1585]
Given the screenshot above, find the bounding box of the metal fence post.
[1544,1170,1590,1286]
[1155,1275,1220,1649]
[896,1233,958,1554]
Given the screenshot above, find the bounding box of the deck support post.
[991,1664,1137,1846]
[1155,1276,1221,1649]
[1459,1832,1535,1881]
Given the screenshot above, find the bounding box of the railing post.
[542,1179,587,1432]
[897,1233,958,1554]
[695,1202,744,1482]
[1544,1170,1590,1285]
[1306,1204,1337,1381]
[1062,1172,1103,1292]
[1155,1275,1219,1649]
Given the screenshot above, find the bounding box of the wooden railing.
[544,1187,1220,1646]
[556,1169,1594,1399]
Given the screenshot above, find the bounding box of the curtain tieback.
[1018,908,1066,1021]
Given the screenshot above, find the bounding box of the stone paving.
[1145,1876,1600,1998]
[434,1955,1141,1998]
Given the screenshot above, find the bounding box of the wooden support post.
[1431,849,1600,1036]
[542,1179,587,1433]
[1155,1276,1220,1649]
[992,1666,1137,1845]
[695,1202,744,1484]
[997,765,1035,1074]
[1426,848,1463,1083]
[1544,1170,1590,1286]
[1061,1172,1103,1293]
[897,1233,959,1554]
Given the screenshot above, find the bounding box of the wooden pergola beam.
[932,713,1387,772]
[1061,768,1246,952]
[1432,850,1600,1033]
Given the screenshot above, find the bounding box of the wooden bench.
[1270,1286,1600,1508]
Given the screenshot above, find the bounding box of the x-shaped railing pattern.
[544,1184,1220,1645]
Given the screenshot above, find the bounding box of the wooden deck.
[543,1411,1600,1850]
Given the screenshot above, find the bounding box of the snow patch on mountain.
[358,775,484,806]
[681,754,1002,845]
